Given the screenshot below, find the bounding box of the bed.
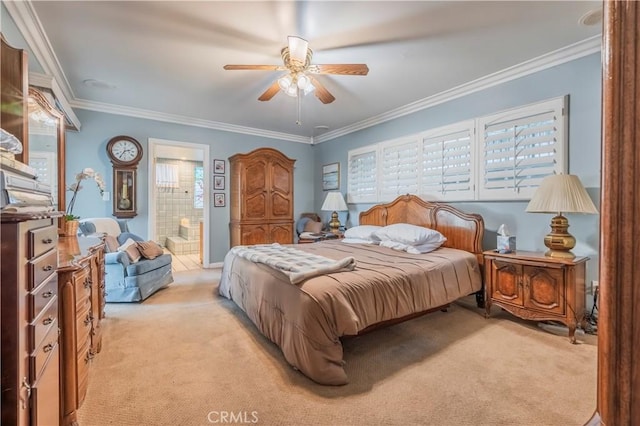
[219,195,484,385]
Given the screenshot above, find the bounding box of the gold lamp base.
[543,214,576,259]
[328,211,341,234]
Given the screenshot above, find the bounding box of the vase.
[63,219,80,237]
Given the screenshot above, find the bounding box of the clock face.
[107,136,142,165]
[112,140,139,162]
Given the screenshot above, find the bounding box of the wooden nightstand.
[483,250,588,343]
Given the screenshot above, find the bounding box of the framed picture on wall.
[214,175,225,190]
[322,162,340,191]
[214,193,225,207]
[214,159,225,174]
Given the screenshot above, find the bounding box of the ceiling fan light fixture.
[296,73,310,90]
[285,84,298,97]
[287,36,308,65]
[278,74,293,91]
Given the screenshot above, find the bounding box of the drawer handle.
[43,316,54,326]
[42,238,53,244]
[43,343,54,353]
[42,291,54,299]
[42,265,54,272]
[20,377,31,410]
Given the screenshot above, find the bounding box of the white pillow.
[341,237,378,245]
[344,225,382,241]
[374,223,446,246]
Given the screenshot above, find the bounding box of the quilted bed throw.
[230,243,356,284]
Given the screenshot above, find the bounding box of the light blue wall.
[65,109,315,263]
[312,53,602,290]
[1,3,45,73]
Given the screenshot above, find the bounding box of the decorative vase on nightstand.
[63,219,79,237]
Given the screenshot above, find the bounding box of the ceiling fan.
[223,36,369,105]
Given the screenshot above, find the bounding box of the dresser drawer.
[30,275,57,320]
[30,323,59,382]
[29,249,58,290]
[29,225,58,258]
[30,297,58,351]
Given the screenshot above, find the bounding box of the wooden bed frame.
[359,194,485,265]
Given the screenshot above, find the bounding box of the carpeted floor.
[78,268,597,426]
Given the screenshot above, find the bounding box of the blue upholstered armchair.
[79,218,174,302]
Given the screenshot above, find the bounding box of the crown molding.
[70,98,312,144]
[29,72,81,131]
[313,35,602,144]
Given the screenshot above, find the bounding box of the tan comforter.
[219,240,482,385]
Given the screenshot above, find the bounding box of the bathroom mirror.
[27,87,66,229]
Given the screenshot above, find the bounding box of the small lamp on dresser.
[321,191,348,234]
[525,173,598,258]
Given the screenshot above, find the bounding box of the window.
[346,96,567,203]
[380,136,419,201]
[478,97,566,200]
[194,166,204,208]
[347,146,378,203]
[420,121,475,201]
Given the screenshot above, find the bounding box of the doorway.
[147,138,210,271]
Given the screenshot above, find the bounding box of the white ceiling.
[14,1,602,143]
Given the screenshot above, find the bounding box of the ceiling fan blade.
[258,81,281,101]
[309,76,335,104]
[310,64,369,76]
[223,65,285,71]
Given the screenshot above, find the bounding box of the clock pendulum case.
[106,135,143,218]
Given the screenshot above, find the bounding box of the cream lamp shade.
[526,174,598,258]
[321,192,348,233]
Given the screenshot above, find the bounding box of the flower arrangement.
[65,168,105,221]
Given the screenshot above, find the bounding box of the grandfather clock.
[106,135,142,218]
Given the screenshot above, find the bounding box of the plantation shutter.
[347,147,378,203]
[379,137,419,201]
[478,97,567,200]
[420,121,475,201]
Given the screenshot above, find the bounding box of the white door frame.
[147,138,211,268]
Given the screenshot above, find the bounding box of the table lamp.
[321,192,348,233]
[526,174,598,258]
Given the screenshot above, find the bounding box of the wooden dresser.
[57,236,106,426]
[1,214,60,426]
[229,148,295,247]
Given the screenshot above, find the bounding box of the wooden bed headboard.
[359,195,485,262]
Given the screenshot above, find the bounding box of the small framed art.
[214,193,225,207]
[214,175,225,190]
[322,162,340,191]
[214,159,225,174]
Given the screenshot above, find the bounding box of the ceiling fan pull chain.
[296,87,302,125]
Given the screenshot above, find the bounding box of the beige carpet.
[78,269,597,426]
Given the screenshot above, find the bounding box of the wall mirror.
[27,87,65,230]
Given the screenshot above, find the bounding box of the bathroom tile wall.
[156,158,203,252]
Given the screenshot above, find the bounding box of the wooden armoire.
[229,148,295,247]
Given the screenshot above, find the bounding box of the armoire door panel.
[244,193,267,220]
[271,193,292,218]
[270,161,292,195]
[244,162,267,196]
[270,223,293,244]
[241,224,270,245]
